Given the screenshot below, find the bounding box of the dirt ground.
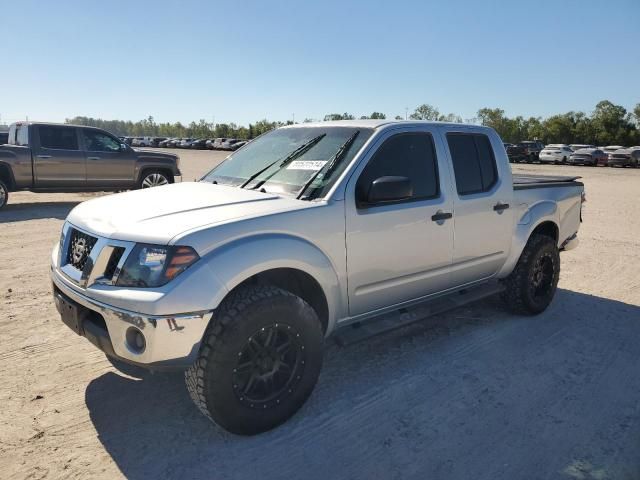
[1,149,639,480]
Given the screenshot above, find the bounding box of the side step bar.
[333,282,505,346]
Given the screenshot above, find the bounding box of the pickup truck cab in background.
[51,120,584,435]
[0,122,181,209]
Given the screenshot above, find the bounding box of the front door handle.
[87,156,101,160]
[431,211,453,222]
[36,155,52,159]
[493,202,510,212]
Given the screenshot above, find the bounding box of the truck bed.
[512,174,583,190]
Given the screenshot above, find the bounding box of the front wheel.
[185,285,324,435]
[138,170,171,189]
[502,234,560,315]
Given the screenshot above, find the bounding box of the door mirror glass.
[363,176,413,205]
[120,143,129,151]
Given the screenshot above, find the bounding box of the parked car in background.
[230,140,248,150]
[569,144,594,151]
[51,120,584,434]
[179,138,195,148]
[220,138,245,150]
[539,144,573,164]
[518,140,545,162]
[190,139,208,149]
[568,148,606,166]
[151,137,168,147]
[0,122,181,209]
[505,143,528,162]
[160,138,180,148]
[607,148,640,168]
[602,145,625,155]
[212,138,228,149]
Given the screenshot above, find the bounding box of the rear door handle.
[87,156,101,160]
[431,211,453,222]
[36,155,52,159]
[493,202,510,212]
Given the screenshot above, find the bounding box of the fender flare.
[497,200,558,278]
[202,233,343,333]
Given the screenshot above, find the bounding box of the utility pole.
[292,113,295,124]
[405,107,408,120]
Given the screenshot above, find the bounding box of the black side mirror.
[362,176,413,206]
[120,143,129,151]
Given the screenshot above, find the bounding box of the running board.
[333,282,505,346]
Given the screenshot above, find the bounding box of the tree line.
[67,100,640,146]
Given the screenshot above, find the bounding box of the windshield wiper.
[296,130,360,200]
[239,133,326,189]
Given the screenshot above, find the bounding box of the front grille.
[66,229,98,271]
[104,247,126,279]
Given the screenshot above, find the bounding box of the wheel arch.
[137,166,175,186]
[199,233,343,335]
[0,162,16,190]
[497,201,559,278]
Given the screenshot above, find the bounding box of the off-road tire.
[502,234,560,315]
[0,179,8,209]
[185,285,324,435]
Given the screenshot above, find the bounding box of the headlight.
[116,244,199,288]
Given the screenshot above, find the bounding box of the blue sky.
[1,0,638,126]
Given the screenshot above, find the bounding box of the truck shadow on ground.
[0,201,79,223]
[85,289,640,480]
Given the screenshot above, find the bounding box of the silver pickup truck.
[50,120,584,435]
[0,122,181,208]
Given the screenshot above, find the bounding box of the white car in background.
[569,144,594,151]
[539,144,573,164]
[132,137,154,147]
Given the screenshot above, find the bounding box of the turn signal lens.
[165,246,200,281]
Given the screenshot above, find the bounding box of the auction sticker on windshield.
[286,160,328,170]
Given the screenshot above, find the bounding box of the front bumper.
[51,268,212,370]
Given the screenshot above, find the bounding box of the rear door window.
[38,126,79,150]
[447,133,498,195]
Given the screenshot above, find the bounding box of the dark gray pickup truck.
[0,122,181,209]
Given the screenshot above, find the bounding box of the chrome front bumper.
[52,268,212,369]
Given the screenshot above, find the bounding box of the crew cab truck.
[0,122,181,209]
[50,120,583,435]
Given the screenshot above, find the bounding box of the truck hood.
[66,182,308,244]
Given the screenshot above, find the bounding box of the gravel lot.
[1,149,639,480]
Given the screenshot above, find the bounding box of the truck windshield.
[202,126,373,198]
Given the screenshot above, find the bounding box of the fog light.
[126,327,146,354]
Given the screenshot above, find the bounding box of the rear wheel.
[0,179,8,209]
[502,234,560,315]
[138,169,171,189]
[185,285,324,435]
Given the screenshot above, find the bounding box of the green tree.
[323,113,355,121]
[410,104,440,121]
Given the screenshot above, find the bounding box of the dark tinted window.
[0,133,8,144]
[447,133,497,195]
[39,126,79,150]
[82,130,121,152]
[358,132,439,202]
